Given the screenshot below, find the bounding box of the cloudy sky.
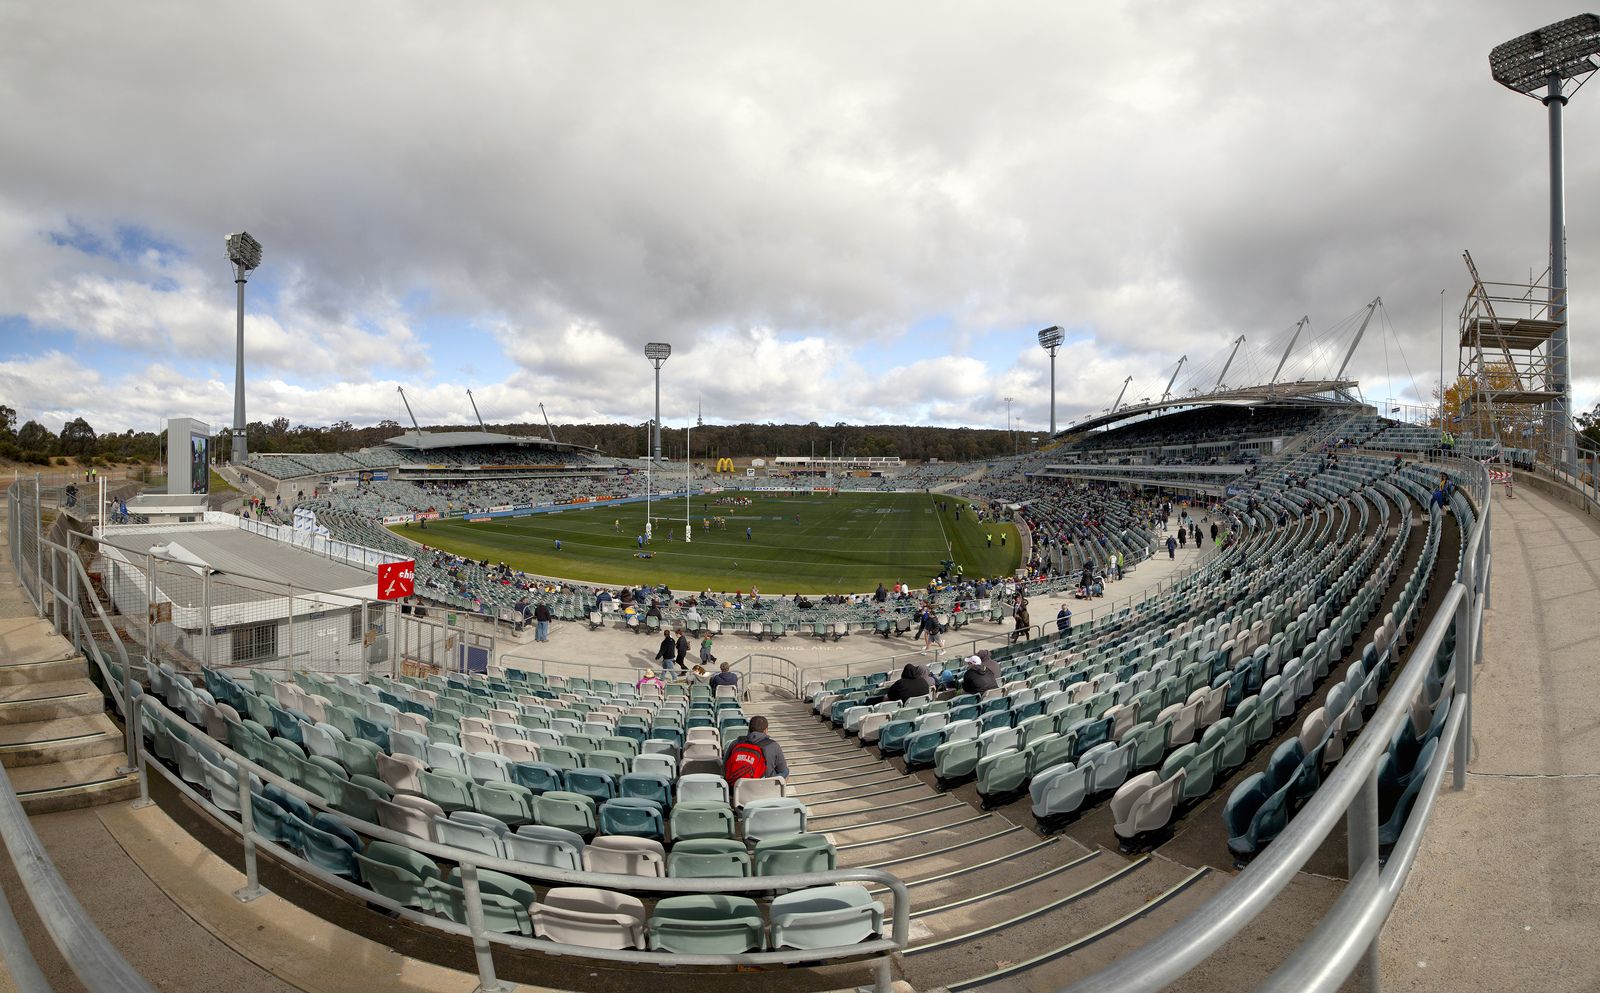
[2,1,1597,438]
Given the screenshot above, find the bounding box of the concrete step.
[0,674,105,722]
[0,615,77,665]
[0,713,125,767]
[0,655,89,686]
[6,754,138,814]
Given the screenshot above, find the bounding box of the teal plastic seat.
[534,791,598,837]
[933,737,980,782]
[770,886,883,950]
[752,832,836,875]
[669,800,735,842]
[420,769,475,813]
[976,748,1032,801]
[334,737,382,778]
[298,818,360,879]
[425,877,531,935]
[647,894,765,953]
[563,767,619,804]
[619,773,673,811]
[473,781,534,826]
[598,798,665,841]
[510,761,563,794]
[356,840,439,908]
[666,838,751,878]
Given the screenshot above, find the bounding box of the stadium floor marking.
[836,812,992,851]
[818,801,969,831]
[902,855,1156,954]
[856,824,1021,869]
[790,774,909,797]
[864,838,1070,894]
[941,866,1213,990]
[801,782,926,806]
[909,850,1107,919]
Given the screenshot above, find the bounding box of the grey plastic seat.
[507,825,585,871]
[769,886,883,950]
[667,838,752,878]
[1029,761,1091,819]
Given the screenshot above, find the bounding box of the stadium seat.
[506,825,585,871]
[667,838,751,878]
[533,887,647,950]
[769,886,883,950]
[647,895,765,953]
[355,841,439,909]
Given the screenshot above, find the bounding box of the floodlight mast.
[644,342,672,462]
[225,231,262,463]
[1037,326,1064,434]
[1490,13,1600,469]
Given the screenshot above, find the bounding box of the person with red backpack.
[724,715,789,782]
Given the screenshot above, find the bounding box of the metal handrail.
[0,764,158,993]
[130,693,910,991]
[1058,457,1491,993]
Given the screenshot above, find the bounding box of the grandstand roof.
[1059,380,1363,437]
[382,430,598,453]
[99,524,375,606]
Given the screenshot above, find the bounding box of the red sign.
[377,560,415,600]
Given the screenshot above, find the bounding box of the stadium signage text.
[377,560,415,600]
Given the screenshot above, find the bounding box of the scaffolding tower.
[1457,250,1563,463]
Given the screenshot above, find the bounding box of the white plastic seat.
[1029,762,1091,819]
[532,887,647,950]
[432,815,505,858]
[583,836,666,877]
[1111,769,1186,840]
[732,777,786,809]
[677,773,731,805]
[739,798,807,844]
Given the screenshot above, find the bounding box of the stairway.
[0,505,138,814]
[751,695,1217,993]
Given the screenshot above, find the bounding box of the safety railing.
[0,734,157,993]
[1058,455,1492,993]
[129,692,911,992]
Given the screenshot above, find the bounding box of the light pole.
[1004,396,1015,454]
[225,232,262,463]
[644,342,672,463]
[1491,13,1600,470]
[684,422,692,543]
[1038,326,1063,435]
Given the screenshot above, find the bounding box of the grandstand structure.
[20,365,1600,993]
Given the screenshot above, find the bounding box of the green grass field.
[392,490,1020,593]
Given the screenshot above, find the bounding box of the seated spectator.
[636,668,664,691]
[709,662,740,690]
[962,655,998,695]
[880,663,932,704]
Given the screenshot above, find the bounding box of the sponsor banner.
[415,511,442,521]
[382,514,412,525]
[467,516,491,523]
[489,504,514,513]
[377,560,415,600]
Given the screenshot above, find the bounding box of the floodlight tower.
[644,342,672,462]
[1038,325,1064,435]
[1491,13,1600,469]
[225,232,262,463]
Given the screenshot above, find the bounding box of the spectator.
[674,629,691,671]
[533,601,551,643]
[725,715,788,780]
[709,662,740,690]
[636,668,664,692]
[1056,604,1072,634]
[700,634,716,666]
[881,663,932,703]
[962,655,998,694]
[655,632,676,667]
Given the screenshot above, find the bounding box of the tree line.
[0,407,1039,465]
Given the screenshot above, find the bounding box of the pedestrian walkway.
[1382,483,1600,992]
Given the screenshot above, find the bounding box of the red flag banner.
[377,560,415,601]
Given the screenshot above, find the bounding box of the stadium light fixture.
[1038,325,1064,435]
[225,231,263,463]
[644,342,672,462]
[1490,13,1600,470]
